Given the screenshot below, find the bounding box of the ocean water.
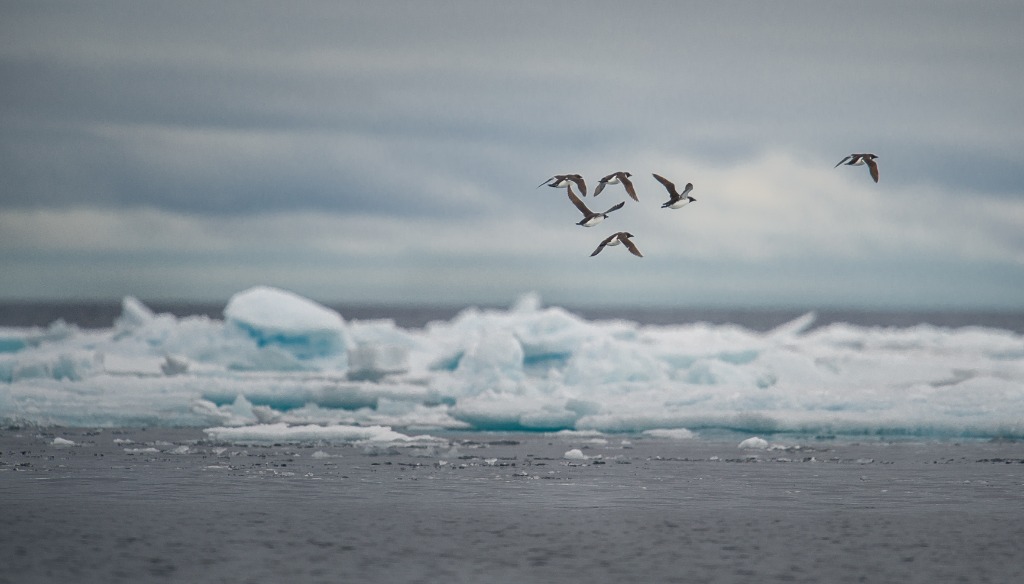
[4,428,1023,584]
[2,286,1022,441]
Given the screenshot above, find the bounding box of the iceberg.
[1,287,1023,441]
[224,286,352,360]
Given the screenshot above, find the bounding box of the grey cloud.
[4,1,1020,214]
[1,1,1023,307]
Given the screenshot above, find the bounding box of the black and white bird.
[652,174,696,209]
[538,174,588,196]
[567,186,625,227]
[591,232,643,257]
[834,154,879,183]
[594,171,639,202]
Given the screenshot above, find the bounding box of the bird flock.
[537,171,696,257]
[539,153,878,258]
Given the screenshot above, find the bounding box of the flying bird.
[538,174,588,196]
[834,153,879,183]
[591,232,643,257]
[594,171,639,201]
[567,186,625,227]
[652,174,696,209]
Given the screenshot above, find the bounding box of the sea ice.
[1,287,1023,440]
[224,286,352,360]
[643,429,697,440]
[738,437,769,449]
[204,423,441,445]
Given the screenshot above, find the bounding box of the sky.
[2,1,1023,309]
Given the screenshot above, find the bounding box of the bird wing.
[834,156,852,168]
[865,158,879,182]
[590,234,615,256]
[566,187,592,216]
[652,173,677,197]
[621,174,639,202]
[593,180,607,197]
[680,183,693,197]
[621,236,643,257]
[537,176,555,188]
[570,175,587,196]
[603,201,625,215]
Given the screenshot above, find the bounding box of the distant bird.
[594,171,639,201]
[538,174,588,196]
[652,174,696,209]
[834,153,879,183]
[591,232,643,257]
[567,186,625,227]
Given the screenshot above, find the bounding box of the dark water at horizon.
[1,300,1023,333]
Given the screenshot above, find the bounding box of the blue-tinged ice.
[224,286,352,360]
[2,287,1024,442]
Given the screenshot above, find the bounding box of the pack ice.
[2,286,1023,442]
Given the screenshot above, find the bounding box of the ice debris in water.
[204,423,441,445]
[1,287,1024,440]
[347,344,409,381]
[564,448,588,460]
[643,429,697,440]
[225,286,352,360]
[116,296,156,330]
[160,355,190,376]
[738,437,769,449]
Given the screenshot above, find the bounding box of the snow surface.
[3,286,1024,442]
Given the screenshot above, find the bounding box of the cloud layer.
[2,2,1022,307]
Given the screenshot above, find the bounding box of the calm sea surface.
[1,301,1023,333]
[4,429,1023,584]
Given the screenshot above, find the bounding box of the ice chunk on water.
[161,354,190,376]
[0,320,78,354]
[766,311,817,338]
[738,436,769,449]
[455,329,525,387]
[511,291,543,313]
[204,423,440,445]
[347,344,409,381]
[564,448,588,460]
[3,286,1024,439]
[0,350,102,382]
[643,428,696,440]
[224,286,352,359]
[115,296,156,330]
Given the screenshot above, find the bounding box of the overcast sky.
[2,1,1023,309]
